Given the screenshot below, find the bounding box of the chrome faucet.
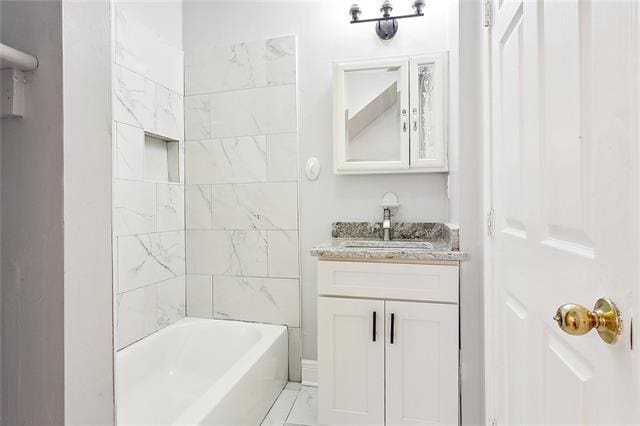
[382,207,392,241]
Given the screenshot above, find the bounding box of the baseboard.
[301,359,318,387]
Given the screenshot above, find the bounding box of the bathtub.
[117,318,288,425]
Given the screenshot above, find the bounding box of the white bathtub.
[117,318,288,425]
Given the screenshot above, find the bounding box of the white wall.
[1,1,116,423]
[183,0,456,364]
[1,1,65,423]
[62,1,115,422]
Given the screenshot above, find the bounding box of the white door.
[385,301,459,426]
[488,0,639,424]
[318,297,385,425]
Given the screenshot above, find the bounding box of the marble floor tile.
[261,387,298,426]
[285,382,302,391]
[286,386,318,426]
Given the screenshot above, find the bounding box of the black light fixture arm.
[350,12,424,25]
[349,1,426,40]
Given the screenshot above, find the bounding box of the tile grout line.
[185,82,295,98]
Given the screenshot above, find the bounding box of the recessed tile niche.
[144,133,180,183]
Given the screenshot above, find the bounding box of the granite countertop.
[310,222,466,262]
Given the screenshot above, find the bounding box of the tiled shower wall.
[112,7,186,350]
[183,36,301,380]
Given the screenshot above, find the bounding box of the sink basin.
[340,240,434,250]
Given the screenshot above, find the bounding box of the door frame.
[481,0,495,422]
[482,1,640,424]
[635,2,640,423]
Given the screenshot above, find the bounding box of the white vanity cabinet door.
[385,301,459,426]
[409,53,448,172]
[318,297,385,426]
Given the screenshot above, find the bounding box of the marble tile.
[210,85,296,138]
[185,230,215,275]
[186,230,268,276]
[266,36,296,86]
[212,182,298,230]
[157,184,185,232]
[186,274,213,318]
[115,122,145,180]
[286,386,318,426]
[185,40,267,95]
[185,95,210,140]
[268,230,299,279]
[185,140,215,184]
[113,65,156,131]
[117,285,157,349]
[267,133,298,182]
[211,137,267,184]
[185,184,212,229]
[113,180,156,236]
[156,85,184,141]
[213,230,268,276]
[214,276,299,327]
[261,388,299,426]
[288,327,302,382]
[186,137,267,184]
[156,275,186,328]
[115,6,184,94]
[118,231,186,293]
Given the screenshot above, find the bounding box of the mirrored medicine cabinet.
[333,52,448,174]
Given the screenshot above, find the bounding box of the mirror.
[344,66,402,162]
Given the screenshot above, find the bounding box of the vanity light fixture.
[349,0,425,40]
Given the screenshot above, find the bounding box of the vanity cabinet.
[317,260,459,426]
[333,52,448,174]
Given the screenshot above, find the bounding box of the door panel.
[542,330,594,424]
[541,0,593,253]
[318,297,385,425]
[385,301,458,426]
[497,2,527,237]
[490,0,639,423]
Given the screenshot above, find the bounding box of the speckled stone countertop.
[310,222,466,262]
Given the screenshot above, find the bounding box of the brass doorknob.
[553,298,621,344]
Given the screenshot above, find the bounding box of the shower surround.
[112,7,186,350]
[183,35,301,380]
[111,12,301,380]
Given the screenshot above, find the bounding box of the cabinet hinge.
[484,0,492,28]
[487,208,495,238]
